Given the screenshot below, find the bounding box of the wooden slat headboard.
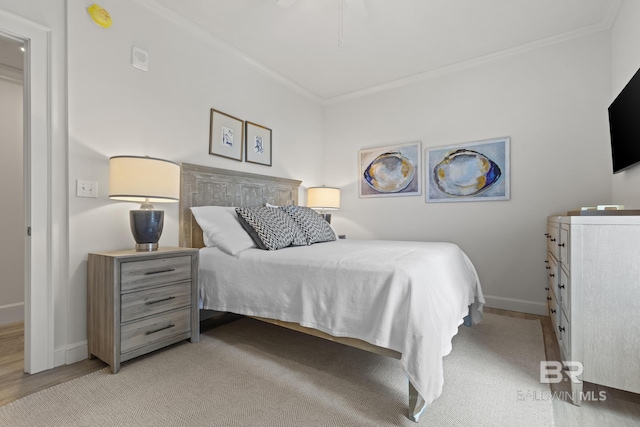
[179,163,302,248]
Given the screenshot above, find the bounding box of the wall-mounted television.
[609,67,640,174]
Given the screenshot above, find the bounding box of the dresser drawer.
[560,310,571,361]
[121,281,191,323]
[121,307,191,355]
[546,254,558,299]
[121,256,192,291]
[559,224,569,267]
[559,265,570,318]
[547,222,560,260]
[548,291,559,334]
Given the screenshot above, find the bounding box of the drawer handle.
[550,238,556,242]
[558,284,565,289]
[558,243,565,247]
[144,268,176,276]
[145,296,176,306]
[145,324,175,335]
[547,297,552,301]
[545,287,549,291]
[559,326,565,333]
[550,309,556,313]
[549,273,555,278]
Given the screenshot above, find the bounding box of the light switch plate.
[77,179,98,198]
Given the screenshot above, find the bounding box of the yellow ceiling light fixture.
[87,3,112,29]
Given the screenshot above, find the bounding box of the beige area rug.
[0,313,554,426]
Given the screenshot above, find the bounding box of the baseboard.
[483,295,548,316]
[55,341,89,367]
[66,341,89,365]
[0,302,24,326]
[54,347,66,367]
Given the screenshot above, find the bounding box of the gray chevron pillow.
[280,206,336,245]
[236,206,307,251]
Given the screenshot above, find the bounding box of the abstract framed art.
[426,136,510,203]
[209,109,244,161]
[358,141,422,198]
[245,121,272,166]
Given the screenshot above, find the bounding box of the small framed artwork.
[358,141,422,198]
[426,136,510,203]
[245,121,272,166]
[209,109,243,161]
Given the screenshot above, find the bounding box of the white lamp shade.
[307,187,340,210]
[109,156,180,203]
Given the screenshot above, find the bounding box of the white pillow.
[190,206,256,255]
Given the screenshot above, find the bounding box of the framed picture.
[209,109,243,161]
[426,136,510,203]
[245,121,272,166]
[358,141,422,198]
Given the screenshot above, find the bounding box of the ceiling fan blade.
[346,0,368,18]
[276,0,298,8]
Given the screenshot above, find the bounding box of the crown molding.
[135,0,324,105]
[136,0,620,107]
[324,18,617,105]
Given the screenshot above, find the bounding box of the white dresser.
[545,215,640,403]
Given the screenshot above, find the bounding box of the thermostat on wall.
[131,46,149,72]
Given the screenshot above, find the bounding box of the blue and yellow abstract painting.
[426,137,510,202]
[359,141,421,198]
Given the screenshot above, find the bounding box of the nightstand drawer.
[121,256,192,291]
[120,307,191,354]
[121,281,191,323]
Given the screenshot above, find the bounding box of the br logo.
[540,361,583,383]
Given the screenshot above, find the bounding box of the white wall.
[0,75,23,325]
[324,32,613,314]
[611,0,640,207]
[66,0,325,355]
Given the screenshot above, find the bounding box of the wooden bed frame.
[179,162,425,421]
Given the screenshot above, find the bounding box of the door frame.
[0,11,54,374]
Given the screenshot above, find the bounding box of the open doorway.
[0,10,55,374]
[0,34,25,371]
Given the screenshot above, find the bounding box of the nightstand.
[87,247,199,373]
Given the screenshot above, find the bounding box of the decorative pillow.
[280,206,337,244]
[235,206,307,251]
[190,206,256,255]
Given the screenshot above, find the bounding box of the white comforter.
[199,239,484,407]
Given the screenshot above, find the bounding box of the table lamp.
[307,187,340,223]
[109,155,180,251]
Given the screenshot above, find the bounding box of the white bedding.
[198,239,484,408]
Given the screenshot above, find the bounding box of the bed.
[178,162,485,422]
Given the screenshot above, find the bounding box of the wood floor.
[0,322,105,407]
[1,309,639,426]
